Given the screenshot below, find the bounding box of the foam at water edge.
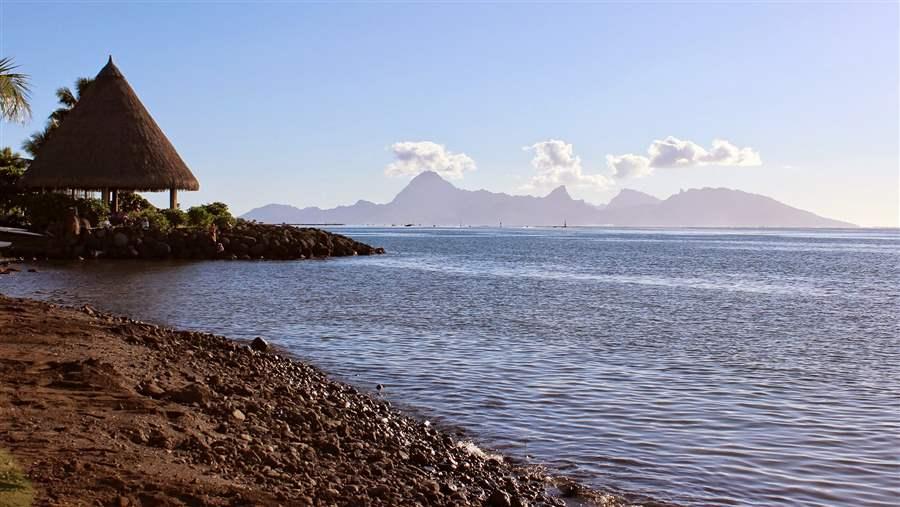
[457,441,504,462]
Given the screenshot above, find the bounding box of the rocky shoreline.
[0,295,657,507]
[0,221,384,260]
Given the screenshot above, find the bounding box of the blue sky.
[1,1,897,226]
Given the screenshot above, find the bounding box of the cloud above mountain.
[523,139,611,190]
[605,153,653,179]
[608,137,762,179]
[384,141,476,180]
[385,137,761,189]
[650,137,762,168]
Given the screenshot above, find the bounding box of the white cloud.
[647,137,711,168]
[606,154,652,179]
[385,141,476,179]
[609,136,762,179]
[700,138,762,167]
[523,139,612,190]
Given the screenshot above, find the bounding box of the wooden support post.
[101,189,109,208]
[111,190,119,213]
[169,188,178,210]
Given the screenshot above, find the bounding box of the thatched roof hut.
[19,57,198,209]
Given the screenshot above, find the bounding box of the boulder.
[113,232,129,248]
[487,490,512,507]
[249,243,267,256]
[250,337,270,352]
[170,383,212,405]
[19,221,384,261]
[154,242,171,257]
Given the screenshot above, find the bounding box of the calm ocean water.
[3,227,899,506]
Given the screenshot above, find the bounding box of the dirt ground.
[0,295,648,507]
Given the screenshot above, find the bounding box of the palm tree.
[0,147,28,212]
[0,146,28,170]
[22,77,93,157]
[0,57,31,123]
[21,130,49,158]
[48,78,92,126]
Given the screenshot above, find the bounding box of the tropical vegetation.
[0,448,33,507]
[0,147,29,226]
[0,65,240,236]
[0,57,30,123]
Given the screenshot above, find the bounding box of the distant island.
[242,171,855,228]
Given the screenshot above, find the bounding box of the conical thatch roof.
[19,57,199,191]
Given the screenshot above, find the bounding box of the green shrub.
[0,165,25,212]
[0,148,27,219]
[202,202,235,229]
[0,448,34,507]
[132,208,172,233]
[185,202,236,229]
[213,214,236,229]
[19,193,108,232]
[0,181,26,227]
[18,193,72,231]
[76,197,109,224]
[0,207,27,228]
[117,192,153,213]
[160,208,187,228]
[202,202,230,217]
[186,206,213,228]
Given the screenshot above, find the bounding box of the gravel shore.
[0,295,651,506]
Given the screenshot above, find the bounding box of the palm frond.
[75,77,94,98]
[0,57,32,123]
[22,128,50,158]
[49,107,69,124]
[56,87,77,108]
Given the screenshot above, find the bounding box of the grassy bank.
[0,448,33,507]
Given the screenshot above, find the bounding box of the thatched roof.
[19,57,199,191]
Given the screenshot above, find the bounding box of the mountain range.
[242,171,854,228]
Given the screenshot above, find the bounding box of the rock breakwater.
[2,221,384,260]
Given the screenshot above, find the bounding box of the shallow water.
[3,227,899,506]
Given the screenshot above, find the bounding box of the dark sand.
[0,295,653,506]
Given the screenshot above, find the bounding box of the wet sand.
[0,294,649,506]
